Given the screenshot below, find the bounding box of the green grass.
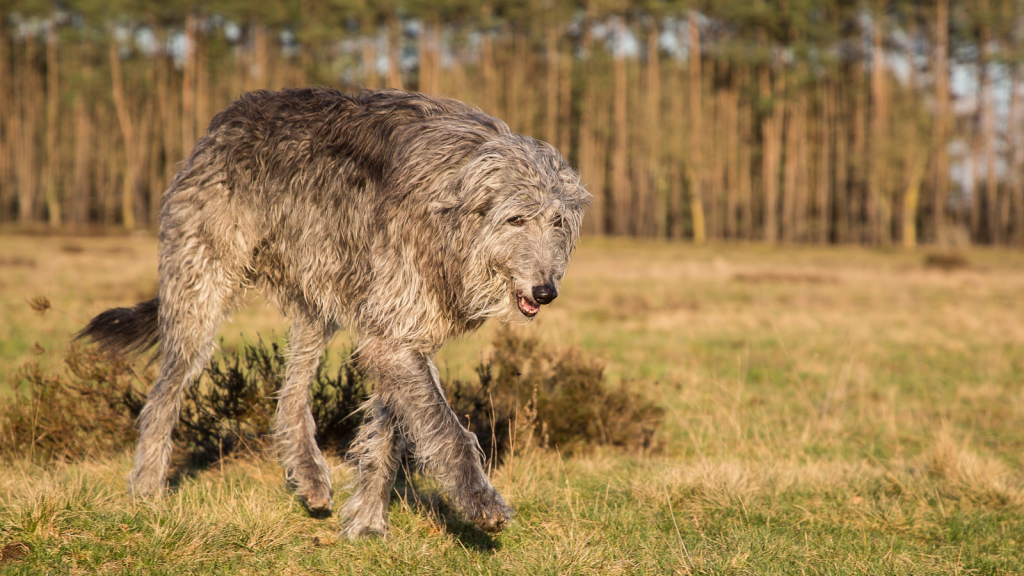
[3,234,1024,573]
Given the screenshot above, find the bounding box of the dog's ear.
[431,143,506,218]
[428,181,495,216]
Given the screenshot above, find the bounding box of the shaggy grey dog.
[78,88,589,537]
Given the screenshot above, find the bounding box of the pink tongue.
[518,296,539,315]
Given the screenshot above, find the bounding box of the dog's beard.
[464,269,515,322]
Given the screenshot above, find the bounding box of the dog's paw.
[298,484,334,516]
[127,470,165,497]
[465,487,514,533]
[340,516,388,540]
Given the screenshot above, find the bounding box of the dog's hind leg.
[130,183,256,496]
[276,310,337,514]
[130,251,242,495]
[340,398,402,538]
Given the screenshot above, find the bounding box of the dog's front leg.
[346,339,513,536]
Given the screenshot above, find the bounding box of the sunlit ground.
[3,233,1024,573]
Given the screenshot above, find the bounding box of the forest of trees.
[0,0,1021,246]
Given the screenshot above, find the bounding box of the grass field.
[3,233,1024,574]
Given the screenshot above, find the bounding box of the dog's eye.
[552,215,563,228]
[507,216,526,227]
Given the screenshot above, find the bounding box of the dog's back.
[157,89,509,325]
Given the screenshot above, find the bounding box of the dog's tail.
[76,298,161,358]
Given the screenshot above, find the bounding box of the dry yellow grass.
[3,233,1024,573]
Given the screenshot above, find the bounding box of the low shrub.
[924,252,969,271]
[0,330,663,467]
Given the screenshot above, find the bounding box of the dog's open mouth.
[516,291,540,317]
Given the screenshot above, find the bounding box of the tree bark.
[932,0,950,243]
[478,4,495,113]
[869,7,890,245]
[688,12,706,244]
[647,20,664,238]
[577,13,603,235]
[386,16,403,90]
[669,61,685,239]
[980,3,999,244]
[834,76,849,243]
[545,25,559,146]
[71,95,92,225]
[16,35,41,223]
[362,20,378,89]
[761,63,784,243]
[44,22,61,226]
[902,21,926,249]
[0,30,9,222]
[1010,63,1024,246]
[110,42,137,230]
[817,79,832,244]
[738,71,753,240]
[611,17,630,235]
[851,61,867,242]
[182,14,198,158]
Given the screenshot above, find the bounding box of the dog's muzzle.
[516,284,557,317]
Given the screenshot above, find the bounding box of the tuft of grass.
[26,296,51,314]
[924,252,970,271]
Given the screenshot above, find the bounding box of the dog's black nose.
[532,284,558,305]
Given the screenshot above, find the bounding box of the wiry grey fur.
[77,88,589,538]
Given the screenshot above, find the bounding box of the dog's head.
[441,134,590,321]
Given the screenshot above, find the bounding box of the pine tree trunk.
[834,81,849,243]
[182,14,198,157]
[782,85,799,243]
[110,42,136,230]
[817,79,832,244]
[761,64,784,243]
[932,0,950,243]
[738,73,753,240]
[647,21,665,238]
[253,23,269,88]
[869,8,890,245]
[503,34,520,132]
[1010,63,1024,246]
[362,21,378,89]
[669,63,685,239]
[980,6,999,244]
[971,36,986,242]
[418,18,440,94]
[631,57,650,236]
[794,79,809,242]
[0,30,9,222]
[44,23,61,226]
[611,17,630,236]
[387,16,403,90]
[709,62,725,240]
[688,12,706,244]
[545,26,559,146]
[16,35,40,223]
[155,55,177,224]
[851,61,867,242]
[195,31,211,139]
[725,73,740,240]
[71,95,92,225]
[558,45,572,157]
[577,14,603,235]
[902,21,925,249]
